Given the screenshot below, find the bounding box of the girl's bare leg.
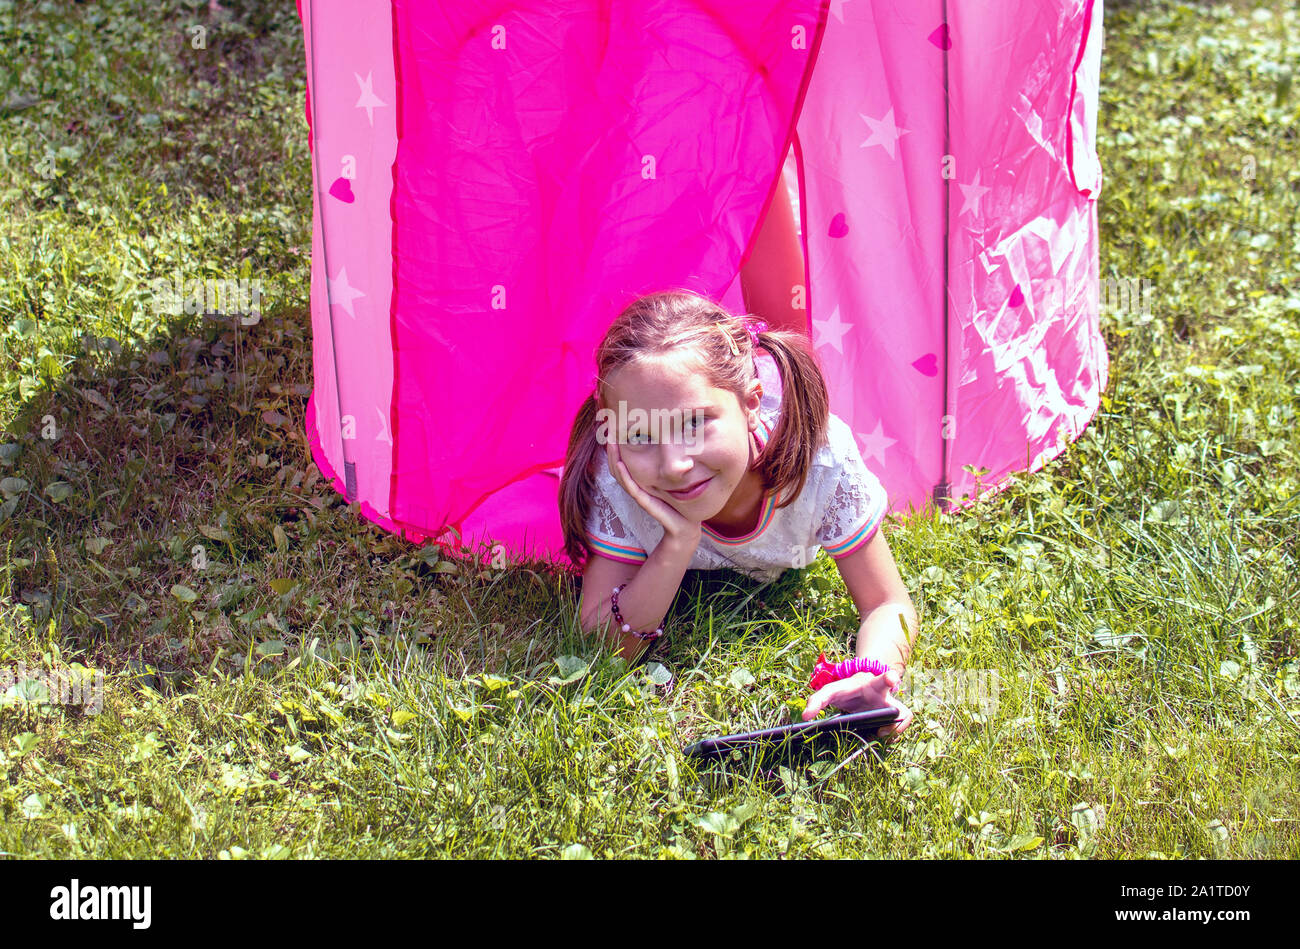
[739,148,808,338]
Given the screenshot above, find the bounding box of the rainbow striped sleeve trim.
[822,496,889,560]
[586,532,648,565]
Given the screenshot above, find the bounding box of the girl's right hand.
[606,438,703,543]
[801,669,913,741]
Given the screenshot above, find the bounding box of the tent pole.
[305,0,358,501]
[934,0,954,512]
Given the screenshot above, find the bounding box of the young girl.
[558,290,917,739]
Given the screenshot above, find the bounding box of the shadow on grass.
[1,303,580,689]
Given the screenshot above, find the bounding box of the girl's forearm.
[593,528,702,661]
[856,601,919,674]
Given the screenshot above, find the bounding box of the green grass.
[1,0,1298,858]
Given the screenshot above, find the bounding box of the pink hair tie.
[808,653,889,692]
[747,319,769,349]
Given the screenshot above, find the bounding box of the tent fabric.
[296,0,1108,567]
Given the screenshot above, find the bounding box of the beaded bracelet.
[610,583,663,641]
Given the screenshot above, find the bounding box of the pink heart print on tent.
[928,24,952,51]
[828,212,849,238]
[328,176,356,203]
[911,353,939,377]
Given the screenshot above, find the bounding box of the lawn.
[0,0,1296,859]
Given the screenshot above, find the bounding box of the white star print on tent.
[354,71,387,127]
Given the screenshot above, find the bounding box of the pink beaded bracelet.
[610,583,663,641]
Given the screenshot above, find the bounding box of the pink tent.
[295,0,1107,567]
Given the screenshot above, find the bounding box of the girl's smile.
[602,351,765,531]
[665,475,713,500]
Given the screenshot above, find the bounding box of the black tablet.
[683,707,900,761]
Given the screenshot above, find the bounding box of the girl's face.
[601,350,762,519]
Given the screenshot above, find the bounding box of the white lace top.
[584,356,890,583]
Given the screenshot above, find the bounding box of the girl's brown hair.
[558,289,829,569]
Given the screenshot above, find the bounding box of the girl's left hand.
[801,669,913,741]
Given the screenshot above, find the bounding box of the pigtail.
[750,328,829,509]
[558,393,603,569]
